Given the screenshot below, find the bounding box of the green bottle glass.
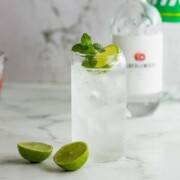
[149,0,180,22]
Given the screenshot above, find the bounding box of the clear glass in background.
[149,0,180,101]
[71,52,126,163]
[111,0,163,117]
[0,51,7,96]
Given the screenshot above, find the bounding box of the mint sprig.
[71,33,105,68]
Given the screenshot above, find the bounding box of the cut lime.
[53,141,89,171]
[17,142,53,163]
[96,44,121,68]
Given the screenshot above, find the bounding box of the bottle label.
[149,0,180,22]
[113,33,163,96]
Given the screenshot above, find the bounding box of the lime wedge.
[53,141,89,171]
[17,142,53,163]
[96,44,120,68]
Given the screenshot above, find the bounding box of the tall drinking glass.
[71,52,126,162]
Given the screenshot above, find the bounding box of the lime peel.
[17,142,53,163]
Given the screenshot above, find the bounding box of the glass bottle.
[111,0,163,117]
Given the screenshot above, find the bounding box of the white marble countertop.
[0,84,180,180]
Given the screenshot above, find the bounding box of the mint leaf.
[81,33,92,46]
[72,43,84,53]
[88,56,97,68]
[83,46,96,54]
[93,43,105,53]
[72,44,96,54]
[82,59,91,68]
[82,56,97,68]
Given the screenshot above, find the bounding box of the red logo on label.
[134,52,146,61]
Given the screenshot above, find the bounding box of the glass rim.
[81,67,114,71]
[73,51,124,58]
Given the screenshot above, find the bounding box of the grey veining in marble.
[0,84,180,180]
[0,0,122,83]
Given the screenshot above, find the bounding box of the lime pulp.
[53,141,89,171]
[95,44,121,68]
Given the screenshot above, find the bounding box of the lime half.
[53,141,89,171]
[96,44,120,68]
[17,142,53,163]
